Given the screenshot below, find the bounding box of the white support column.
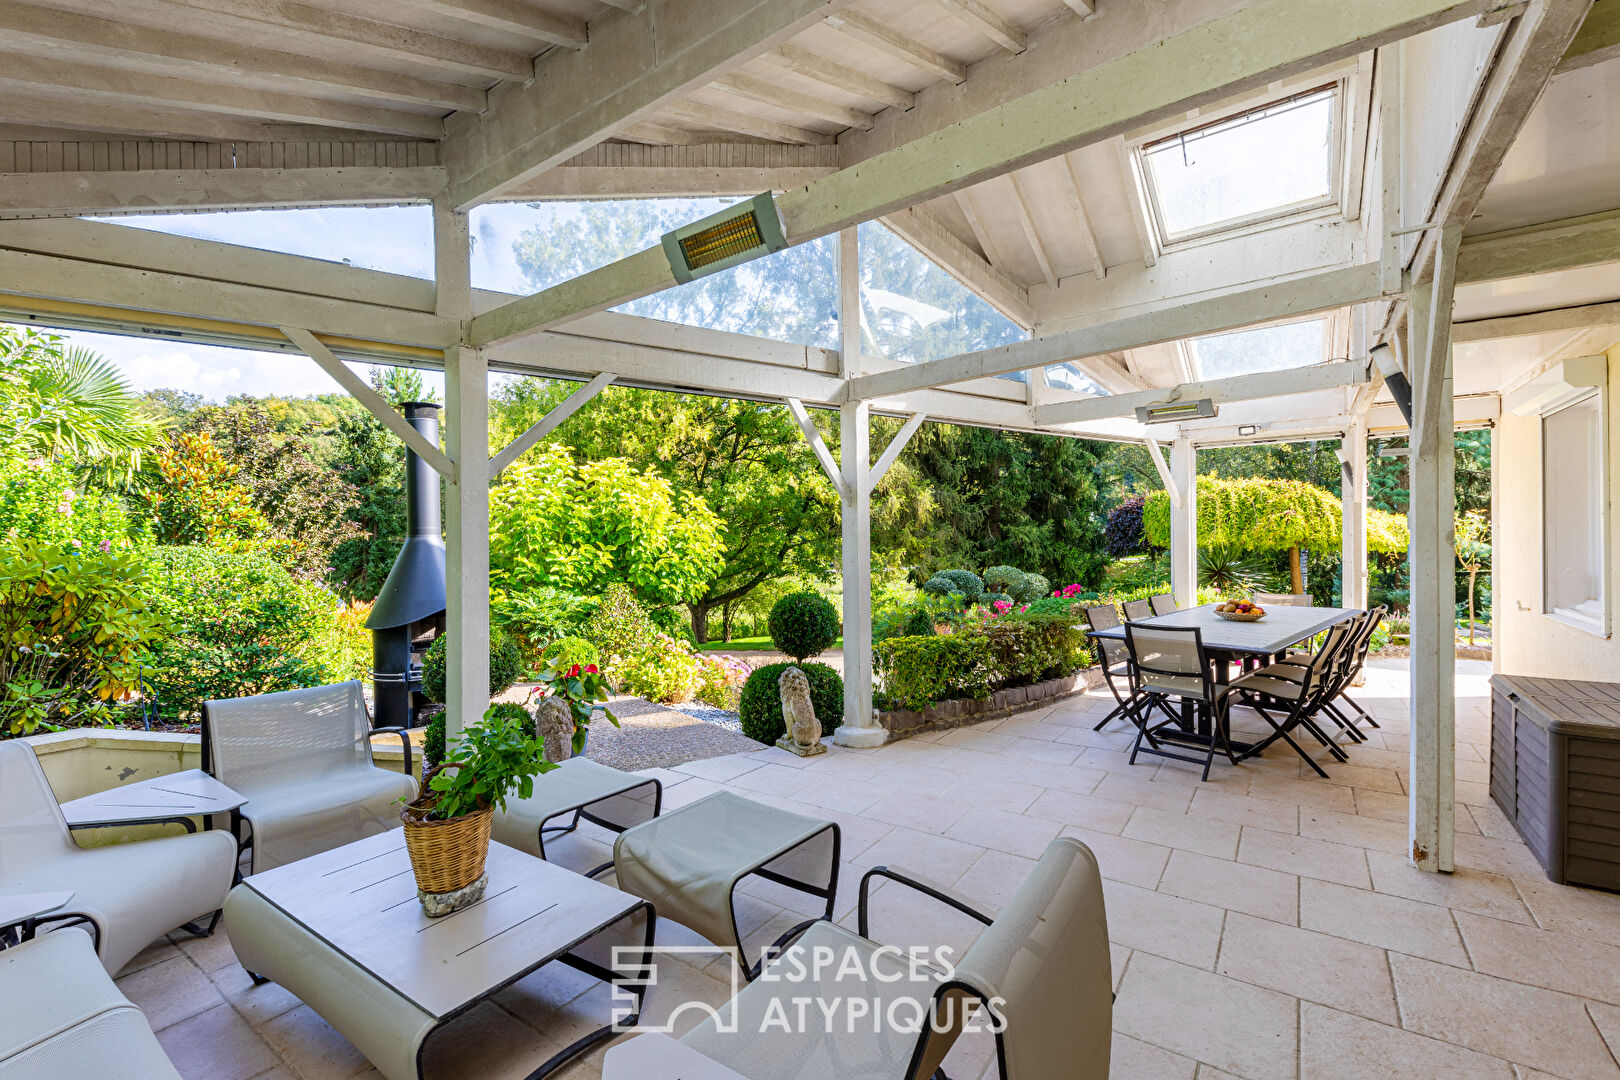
[436,197,488,740]
[838,227,862,379]
[1340,414,1370,609]
[836,399,884,748]
[1408,224,1461,873]
[1169,437,1198,608]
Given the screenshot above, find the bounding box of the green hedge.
[874,613,1091,712]
[739,661,843,745]
[422,629,523,704]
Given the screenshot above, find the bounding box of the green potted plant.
[400,703,551,913]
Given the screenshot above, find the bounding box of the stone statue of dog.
[775,666,826,757]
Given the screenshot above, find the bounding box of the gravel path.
[577,695,761,771]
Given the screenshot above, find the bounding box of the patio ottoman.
[492,757,662,874]
[613,790,840,977]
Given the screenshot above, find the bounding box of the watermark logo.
[612,945,743,1034]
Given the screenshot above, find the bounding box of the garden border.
[876,666,1104,741]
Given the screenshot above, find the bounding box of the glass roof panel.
[1191,318,1328,379]
[858,221,1025,364]
[1043,363,1109,396]
[1142,86,1336,241]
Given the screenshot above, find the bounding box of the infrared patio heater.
[365,402,446,730]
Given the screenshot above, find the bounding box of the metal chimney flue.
[366,402,447,729]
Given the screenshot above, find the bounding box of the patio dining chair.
[0,742,235,974]
[1122,598,1155,621]
[1122,624,1240,781]
[675,835,1111,1080]
[1253,591,1311,607]
[1084,604,1181,734]
[1225,621,1359,777]
[202,681,417,875]
[1149,593,1178,616]
[1277,607,1386,738]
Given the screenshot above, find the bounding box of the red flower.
[584,664,599,674]
[566,664,581,677]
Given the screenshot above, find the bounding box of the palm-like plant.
[1197,545,1268,595]
[1,329,169,481]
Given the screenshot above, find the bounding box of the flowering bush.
[539,636,602,673]
[0,455,133,551]
[617,634,704,703]
[696,653,751,710]
[581,583,655,667]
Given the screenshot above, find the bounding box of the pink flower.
[99,540,111,552]
[56,502,71,514]
[70,539,81,548]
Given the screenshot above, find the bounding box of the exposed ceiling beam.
[1456,208,1620,283]
[664,97,835,144]
[760,45,915,111]
[0,0,487,113]
[0,92,419,144]
[1060,0,1095,14]
[1007,173,1057,289]
[392,0,587,49]
[712,71,876,130]
[842,262,1388,400]
[1452,300,1620,342]
[441,0,855,207]
[880,204,1033,326]
[1083,354,1151,393]
[0,54,444,138]
[616,120,720,145]
[1557,0,1620,72]
[467,0,1475,349]
[0,166,446,217]
[159,0,534,81]
[823,10,967,82]
[954,189,1009,270]
[1056,155,1106,280]
[935,0,1026,53]
[1036,360,1371,425]
[503,142,837,199]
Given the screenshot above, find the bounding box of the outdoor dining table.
[1088,602,1358,752]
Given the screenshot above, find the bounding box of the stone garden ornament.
[775,665,826,757]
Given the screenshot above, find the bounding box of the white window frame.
[1541,387,1611,637]
[1126,59,1369,254]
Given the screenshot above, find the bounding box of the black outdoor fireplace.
[366,402,446,730]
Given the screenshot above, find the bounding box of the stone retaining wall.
[877,666,1104,740]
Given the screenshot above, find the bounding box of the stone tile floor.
[113,658,1620,1080]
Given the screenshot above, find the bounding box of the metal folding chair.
[1122,624,1240,781]
[1122,598,1154,621]
[1149,593,1178,616]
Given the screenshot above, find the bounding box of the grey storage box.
[1490,675,1620,891]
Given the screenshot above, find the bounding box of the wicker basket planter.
[400,765,494,896]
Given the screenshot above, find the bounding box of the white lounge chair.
[0,927,182,1079]
[0,742,235,975]
[202,681,417,875]
[676,835,1112,1080]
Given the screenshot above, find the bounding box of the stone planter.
[874,667,1102,741]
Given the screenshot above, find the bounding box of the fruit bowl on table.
[1214,605,1267,622]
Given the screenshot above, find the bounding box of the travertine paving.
[115,659,1620,1080]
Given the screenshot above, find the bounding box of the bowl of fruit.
[1214,600,1267,622]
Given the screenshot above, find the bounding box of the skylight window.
[1140,85,1338,244]
[1043,363,1109,396]
[1191,318,1328,379]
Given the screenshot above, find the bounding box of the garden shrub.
[696,653,751,711]
[1023,573,1051,604]
[582,583,655,662]
[1105,495,1148,556]
[0,455,133,551]
[540,636,602,672]
[423,711,446,769]
[873,613,1091,712]
[922,569,984,607]
[873,601,938,642]
[738,661,843,745]
[421,628,524,704]
[984,565,1044,604]
[141,546,336,720]
[767,592,839,661]
[617,635,703,703]
[492,586,597,664]
[0,541,165,735]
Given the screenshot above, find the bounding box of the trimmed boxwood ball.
[422,628,524,704]
[923,569,984,605]
[767,592,839,661]
[739,661,844,745]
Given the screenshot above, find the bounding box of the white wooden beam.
[1456,208,1620,284]
[663,97,837,145]
[0,93,417,144]
[869,412,927,489]
[880,205,1034,328]
[0,166,446,217]
[1115,137,1158,268]
[712,71,876,130]
[489,372,615,478]
[1407,223,1461,874]
[838,227,863,378]
[1008,174,1057,290]
[441,0,853,206]
[1144,438,1181,508]
[761,46,916,111]
[0,0,487,113]
[281,326,458,481]
[955,189,1008,270]
[846,263,1389,400]
[823,11,967,82]
[468,0,1472,345]
[1452,300,1620,342]
[935,0,1026,53]
[1057,154,1107,280]
[1059,0,1095,14]
[393,0,587,49]
[1036,360,1371,425]
[784,397,850,500]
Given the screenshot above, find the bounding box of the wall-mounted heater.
[1506,355,1606,416]
[661,193,788,284]
[1370,343,1412,425]
[1135,399,1216,424]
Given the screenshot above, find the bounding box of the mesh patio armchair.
[0,927,182,1079]
[202,681,417,875]
[676,835,1112,1080]
[1149,593,1178,616]
[0,742,235,974]
[1225,620,1359,777]
[1083,603,1135,733]
[1122,624,1241,781]
[1122,598,1154,621]
[1276,608,1385,739]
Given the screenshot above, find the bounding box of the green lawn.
[698,636,843,652]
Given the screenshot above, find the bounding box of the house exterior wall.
[1493,341,1620,680]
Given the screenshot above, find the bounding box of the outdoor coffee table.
[223,830,655,1080]
[614,790,839,979]
[60,769,246,834]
